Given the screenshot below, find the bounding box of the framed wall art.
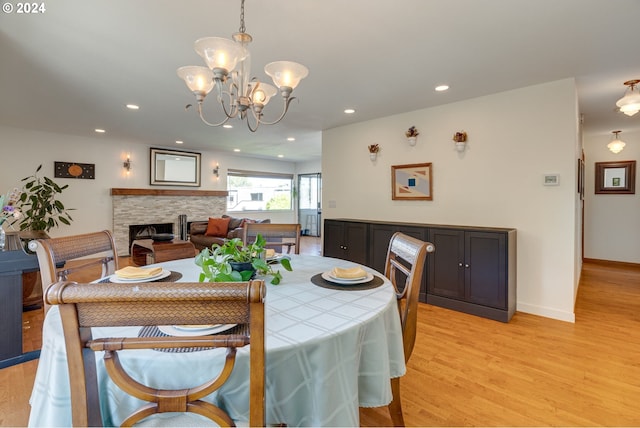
[54,161,95,179]
[594,160,636,194]
[391,162,432,200]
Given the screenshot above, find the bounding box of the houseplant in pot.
[13,164,75,306]
[16,164,74,237]
[195,234,293,285]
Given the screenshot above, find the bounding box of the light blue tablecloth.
[28,254,406,427]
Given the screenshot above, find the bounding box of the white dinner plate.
[328,271,367,281]
[321,271,374,285]
[158,324,237,337]
[109,268,171,283]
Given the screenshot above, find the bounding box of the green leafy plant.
[195,234,293,285]
[16,164,74,232]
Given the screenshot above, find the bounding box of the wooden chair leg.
[388,377,405,427]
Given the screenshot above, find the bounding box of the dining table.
[28,254,406,427]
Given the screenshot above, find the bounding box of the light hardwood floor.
[2,252,640,426]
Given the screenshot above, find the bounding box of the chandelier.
[615,79,640,117]
[177,0,308,132]
[607,130,626,154]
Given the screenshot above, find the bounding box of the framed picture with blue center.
[391,162,433,200]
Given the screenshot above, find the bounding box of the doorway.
[298,173,322,237]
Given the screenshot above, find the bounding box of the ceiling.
[1,0,639,162]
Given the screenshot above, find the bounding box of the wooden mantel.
[111,188,228,197]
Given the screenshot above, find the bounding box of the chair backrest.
[242,223,301,254]
[31,230,119,314]
[45,279,266,427]
[384,232,435,362]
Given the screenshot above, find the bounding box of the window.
[227,169,294,212]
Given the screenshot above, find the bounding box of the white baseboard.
[516,302,575,323]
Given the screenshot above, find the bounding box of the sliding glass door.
[298,173,321,237]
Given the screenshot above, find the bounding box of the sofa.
[189,215,271,251]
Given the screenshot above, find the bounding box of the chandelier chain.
[239,0,246,34]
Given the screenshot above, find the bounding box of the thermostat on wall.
[543,174,560,186]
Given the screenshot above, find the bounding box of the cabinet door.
[323,220,344,258]
[428,229,465,299]
[343,222,368,265]
[465,231,506,309]
[369,224,396,273]
[369,224,427,272]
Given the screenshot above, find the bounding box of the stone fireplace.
[111,188,228,256]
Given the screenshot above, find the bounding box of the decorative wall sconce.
[607,130,626,154]
[405,126,419,146]
[368,144,380,161]
[213,164,220,177]
[616,80,640,117]
[453,131,468,152]
[123,155,131,173]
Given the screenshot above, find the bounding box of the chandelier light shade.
[177,0,308,132]
[607,130,626,154]
[176,66,214,98]
[616,79,640,117]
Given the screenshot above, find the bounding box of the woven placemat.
[310,273,385,291]
[138,324,248,353]
[98,271,183,283]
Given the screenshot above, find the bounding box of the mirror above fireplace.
[150,148,201,187]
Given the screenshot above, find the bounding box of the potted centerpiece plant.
[195,234,293,285]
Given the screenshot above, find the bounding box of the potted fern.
[195,234,293,285]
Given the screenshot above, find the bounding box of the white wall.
[0,125,298,238]
[583,130,640,263]
[322,79,580,322]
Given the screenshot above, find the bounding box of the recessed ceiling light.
[175,140,184,144]
[233,148,241,152]
[278,154,284,158]
[223,124,233,129]
[94,128,106,133]
[344,108,356,114]
[435,85,449,92]
[126,104,140,110]
[287,137,295,142]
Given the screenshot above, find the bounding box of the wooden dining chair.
[31,230,119,314]
[45,279,266,427]
[242,223,301,254]
[384,232,435,427]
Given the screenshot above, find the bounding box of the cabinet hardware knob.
[458,262,463,267]
[465,264,470,268]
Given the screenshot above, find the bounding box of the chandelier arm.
[216,82,240,120]
[196,102,231,127]
[256,97,297,126]
[245,114,260,132]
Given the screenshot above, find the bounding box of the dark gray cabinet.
[323,218,516,322]
[323,219,368,265]
[427,228,516,322]
[0,250,40,367]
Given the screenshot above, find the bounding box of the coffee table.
[130,239,196,266]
